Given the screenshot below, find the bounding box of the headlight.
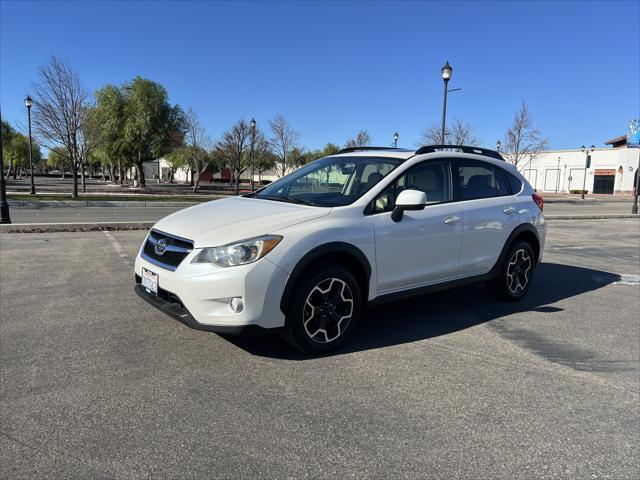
[191,235,283,267]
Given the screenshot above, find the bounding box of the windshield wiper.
[257,195,318,206]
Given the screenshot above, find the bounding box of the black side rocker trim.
[134,284,279,335]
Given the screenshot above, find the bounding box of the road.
[6,176,234,195]
[5,198,638,224]
[1,219,638,478]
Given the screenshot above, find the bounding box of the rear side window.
[503,170,523,194]
[453,159,509,200]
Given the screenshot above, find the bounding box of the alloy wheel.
[506,249,532,295]
[303,278,354,343]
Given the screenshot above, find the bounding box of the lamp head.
[441,61,452,81]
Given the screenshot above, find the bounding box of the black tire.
[487,240,536,301]
[281,263,362,354]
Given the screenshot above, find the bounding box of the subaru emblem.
[155,239,167,256]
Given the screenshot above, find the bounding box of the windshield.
[252,156,401,207]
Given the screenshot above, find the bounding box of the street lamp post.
[250,118,256,191]
[0,107,12,224]
[393,132,399,148]
[556,156,561,193]
[632,163,639,214]
[25,96,35,195]
[580,144,595,200]
[440,61,452,144]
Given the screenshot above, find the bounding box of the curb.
[1,221,154,233]
[545,214,639,220]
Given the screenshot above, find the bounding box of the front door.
[371,159,463,293]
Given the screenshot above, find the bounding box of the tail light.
[532,193,544,211]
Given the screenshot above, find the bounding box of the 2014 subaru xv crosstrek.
[134,145,546,353]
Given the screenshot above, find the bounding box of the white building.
[141,158,284,185]
[516,136,639,194]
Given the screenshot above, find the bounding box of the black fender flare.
[279,242,372,314]
[487,223,541,279]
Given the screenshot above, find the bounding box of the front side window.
[454,159,510,200]
[371,160,451,213]
[253,156,400,207]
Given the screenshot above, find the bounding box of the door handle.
[443,216,460,224]
[503,207,517,214]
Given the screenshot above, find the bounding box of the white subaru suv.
[135,145,546,353]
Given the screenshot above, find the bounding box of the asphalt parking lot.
[1,219,639,479]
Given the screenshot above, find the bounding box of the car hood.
[153,196,331,247]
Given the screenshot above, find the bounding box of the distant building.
[517,135,639,194]
[141,158,283,185]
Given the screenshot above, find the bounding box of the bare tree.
[269,113,299,177]
[30,56,87,197]
[344,130,371,148]
[183,107,215,193]
[417,119,477,146]
[253,134,276,185]
[450,119,479,146]
[503,101,548,166]
[216,119,252,195]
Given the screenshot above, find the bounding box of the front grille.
[142,229,194,270]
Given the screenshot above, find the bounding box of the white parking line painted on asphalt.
[103,229,133,267]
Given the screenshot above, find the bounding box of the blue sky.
[1,0,638,151]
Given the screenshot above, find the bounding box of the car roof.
[330,149,416,160]
[329,145,506,163]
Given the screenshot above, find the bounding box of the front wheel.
[281,264,362,354]
[488,240,536,301]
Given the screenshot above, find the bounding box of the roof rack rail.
[336,146,411,154]
[414,144,504,161]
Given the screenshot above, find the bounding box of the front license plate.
[141,268,158,295]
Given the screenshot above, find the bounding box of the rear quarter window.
[503,170,523,194]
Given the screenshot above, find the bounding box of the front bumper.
[133,283,279,335]
[134,245,289,331]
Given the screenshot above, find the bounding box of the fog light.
[229,297,244,313]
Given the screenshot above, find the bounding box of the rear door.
[453,159,519,277]
[371,159,463,292]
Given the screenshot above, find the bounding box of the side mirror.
[391,189,427,222]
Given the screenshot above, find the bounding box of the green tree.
[93,85,127,183]
[122,77,181,188]
[1,120,15,178]
[288,147,306,168]
[47,149,70,177]
[164,148,188,183]
[3,133,42,179]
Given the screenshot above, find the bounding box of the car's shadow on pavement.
[221,262,622,360]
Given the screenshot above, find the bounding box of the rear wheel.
[488,240,535,301]
[281,264,362,354]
